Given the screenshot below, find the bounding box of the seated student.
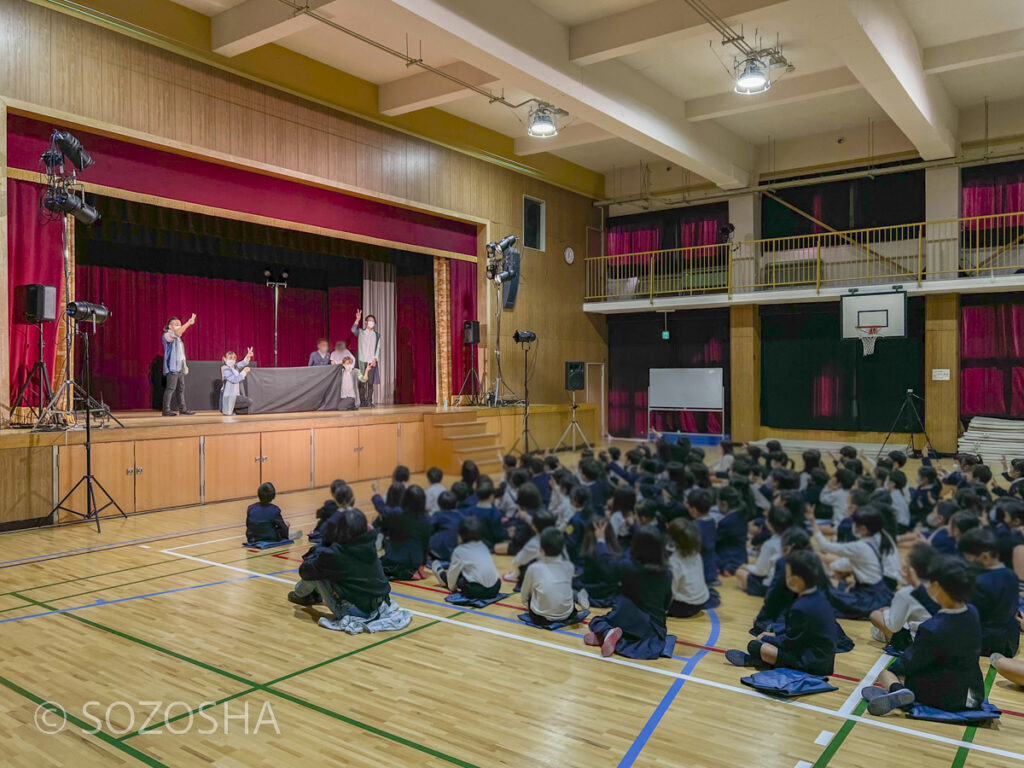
[575,514,621,608]
[563,486,592,564]
[667,518,712,617]
[714,486,748,576]
[579,458,611,516]
[862,555,986,716]
[289,507,390,619]
[608,448,643,486]
[495,468,528,527]
[807,507,894,619]
[996,457,1024,499]
[428,490,463,564]
[526,456,552,510]
[308,337,332,366]
[960,528,1021,657]
[949,510,981,554]
[797,449,823,492]
[709,440,735,478]
[310,480,352,542]
[908,465,941,527]
[726,549,839,677]
[584,522,673,659]
[460,460,481,508]
[500,483,545,558]
[870,542,939,647]
[608,488,637,546]
[686,488,719,586]
[245,482,290,544]
[392,465,411,490]
[424,467,446,514]
[449,481,472,511]
[431,516,501,600]
[464,481,503,548]
[735,501,794,596]
[549,470,578,530]
[886,469,911,532]
[818,468,856,537]
[969,464,994,503]
[510,504,558,586]
[753,528,815,634]
[520,528,579,626]
[920,501,959,553]
[803,467,833,521]
[372,484,431,580]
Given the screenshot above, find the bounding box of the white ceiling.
[170,0,1024,180]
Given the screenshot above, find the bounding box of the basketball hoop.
[856,326,881,356]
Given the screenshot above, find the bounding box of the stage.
[0,402,598,530]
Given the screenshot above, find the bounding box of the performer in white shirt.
[351,309,380,407]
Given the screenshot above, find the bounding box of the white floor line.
[813,730,834,746]
[795,761,813,768]
[838,652,891,717]
[163,536,244,552]
[158,550,1024,763]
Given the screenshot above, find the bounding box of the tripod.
[9,322,53,424]
[51,328,125,531]
[877,388,934,460]
[509,342,537,456]
[554,391,591,453]
[455,341,482,405]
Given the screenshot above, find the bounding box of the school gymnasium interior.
[2,0,1024,765]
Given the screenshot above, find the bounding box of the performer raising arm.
[352,309,380,407]
[221,347,254,416]
[162,313,196,416]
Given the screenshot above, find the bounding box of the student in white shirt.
[424,466,446,514]
[818,468,856,535]
[667,517,710,617]
[886,469,912,531]
[735,501,795,596]
[520,527,579,626]
[432,516,500,600]
[870,542,937,645]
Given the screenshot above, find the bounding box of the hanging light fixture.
[734,56,771,95]
[527,101,564,137]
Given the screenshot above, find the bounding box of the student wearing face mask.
[337,353,362,411]
[220,347,254,415]
[351,308,380,407]
[162,312,197,416]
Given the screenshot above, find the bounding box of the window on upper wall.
[523,195,545,251]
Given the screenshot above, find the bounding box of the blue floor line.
[616,608,721,767]
[390,589,692,662]
[1,567,298,624]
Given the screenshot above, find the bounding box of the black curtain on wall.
[608,309,730,438]
[760,299,925,432]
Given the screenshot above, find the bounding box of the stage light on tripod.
[66,301,110,325]
[43,188,101,225]
[513,330,536,344]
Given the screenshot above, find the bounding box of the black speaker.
[13,284,57,324]
[565,361,585,391]
[463,320,480,345]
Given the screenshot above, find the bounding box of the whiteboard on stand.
[648,368,724,410]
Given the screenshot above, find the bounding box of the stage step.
[438,421,490,438]
[430,412,478,426]
[444,432,501,450]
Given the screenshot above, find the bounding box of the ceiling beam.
[922,27,1024,75]
[379,61,499,116]
[514,123,614,156]
[384,0,753,189]
[568,0,788,67]
[211,0,337,58]
[811,0,957,159]
[686,67,861,121]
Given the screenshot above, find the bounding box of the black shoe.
[162,411,178,417]
[179,409,196,415]
[287,590,322,606]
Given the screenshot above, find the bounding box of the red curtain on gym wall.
[76,265,328,410]
[960,299,1024,418]
[395,274,436,404]
[7,179,65,406]
[449,259,478,397]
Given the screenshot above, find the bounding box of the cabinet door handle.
[126,468,135,476]
[255,456,261,463]
[136,466,143,475]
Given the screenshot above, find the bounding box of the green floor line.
[0,672,168,768]
[119,687,258,741]
[950,665,999,768]
[812,699,868,768]
[14,591,475,766]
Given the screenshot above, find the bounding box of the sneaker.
[725,649,752,667]
[990,653,1006,667]
[162,411,178,417]
[430,559,444,574]
[577,588,591,611]
[290,529,303,540]
[287,590,322,606]
[870,626,886,643]
[583,632,601,647]
[866,688,914,717]
[601,626,623,658]
[179,409,196,415]
[860,685,888,703]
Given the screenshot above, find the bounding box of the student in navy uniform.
[563,486,592,564]
[960,528,1021,657]
[584,522,673,659]
[428,490,463,564]
[608,487,637,547]
[288,508,391,619]
[714,486,748,577]
[245,482,290,543]
[372,484,431,580]
[862,555,986,716]
[431,515,501,600]
[726,549,838,677]
[464,481,503,548]
[686,488,719,586]
[735,501,794,596]
[520,527,580,627]
[526,456,552,509]
[575,515,620,608]
[310,480,353,543]
[580,459,611,516]
[869,542,939,650]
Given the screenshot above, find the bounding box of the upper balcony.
[584,211,1024,312]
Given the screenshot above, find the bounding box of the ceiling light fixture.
[734,56,770,95]
[527,101,567,138]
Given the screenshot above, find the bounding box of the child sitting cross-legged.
[245,482,295,545]
[725,549,839,676]
[861,555,986,716]
[519,527,580,627]
[666,517,712,618]
[868,541,939,650]
[960,528,1021,658]
[431,515,501,601]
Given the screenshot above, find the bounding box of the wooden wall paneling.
[0,97,8,411]
[357,423,400,482]
[312,426,360,488]
[204,433,262,503]
[133,437,200,512]
[399,420,424,473]
[260,429,312,493]
[0,445,52,523]
[924,293,960,454]
[57,442,136,520]
[730,304,761,443]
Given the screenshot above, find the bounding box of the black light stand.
[51,322,125,531]
[876,388,935,459]
[510,331,537,455]
[455,340,482,405]
[9,322,53,423]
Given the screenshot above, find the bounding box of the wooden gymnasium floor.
[2,448,1024,768]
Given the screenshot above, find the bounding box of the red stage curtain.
[76,265,327,409]
[449,259,478,397]
[960,297,1024,418]
[328,286,362,352]
[962,163,1024,229]
[812,363,844,419]
[961,367,1005,416]
[1012,368,1024,418]
[607,225,660,266]
[395,274,436,404]
[961,305,1006,358]
[7,180,64,406]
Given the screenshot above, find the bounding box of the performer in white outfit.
[351,309,380,407]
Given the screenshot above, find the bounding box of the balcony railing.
[585,211,1024,302]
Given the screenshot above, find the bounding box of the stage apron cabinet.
[203,434,262,503]
[260,430,313,494]
[398,421,424,474]
[134,438,201,512]
[313,427,360,487]
[0,446,53,525]
[356,424,400,481]
[58,442,138,520]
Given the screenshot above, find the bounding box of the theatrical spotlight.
[486,234,522,309]
[513,330,536,344]
[53,130,94,171]
[66,301,111,325]
[40,128,100,226]
[43,187,101,225]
